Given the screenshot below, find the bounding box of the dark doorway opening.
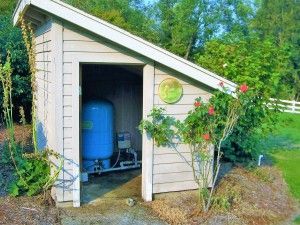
[81,64,143,204]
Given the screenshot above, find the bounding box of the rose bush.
[140,82,277,211]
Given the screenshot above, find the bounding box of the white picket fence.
[270,98,300,114]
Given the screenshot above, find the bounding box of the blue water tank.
[82,100,114,171]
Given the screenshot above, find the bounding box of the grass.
[272,150,300,200]
[268,112,300,223]
[294,215,300,224]
[268,113,300,202]
[274,113,300,143]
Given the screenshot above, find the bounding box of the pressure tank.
[82,100,114,171]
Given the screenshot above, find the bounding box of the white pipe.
[258,155,264,166]
[87,163,141,174]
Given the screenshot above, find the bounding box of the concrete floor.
[82,168,142,204]
[60,169,166,225]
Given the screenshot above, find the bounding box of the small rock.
[126,198,136,207]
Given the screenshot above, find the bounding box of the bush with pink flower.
[139,82,276,211]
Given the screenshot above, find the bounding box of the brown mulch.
[147,166,297,225]
[0,124,32,147]
[0,194,60,225]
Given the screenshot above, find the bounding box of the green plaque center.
[159,78,183,104]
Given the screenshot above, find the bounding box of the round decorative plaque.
[158,78,183,104]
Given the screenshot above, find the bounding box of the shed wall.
[35,20,55,150]
[37,20,214,202]
[152,64,213,193]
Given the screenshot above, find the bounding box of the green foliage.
[56,0,298,99]
[0,0,18,15]
[294,215,300,224]
[252,0,300,100]
[218,0,255,36]
[139,107,178,147]
[209,88,277,163]
[8,148,51,197]
[178,97,218,145]
[0,14,31,120]
[154,0,220,58]
[63,0,159,43]
[195,36,294,98]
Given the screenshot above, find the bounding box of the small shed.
[13,0,236,207]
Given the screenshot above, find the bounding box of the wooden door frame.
[71,54,154,207]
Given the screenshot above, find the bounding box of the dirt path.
[60,200,166,225]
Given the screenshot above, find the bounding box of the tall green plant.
[20,17,38,152]
[0,56,63,197]
[0,56,30,192]
[0,18,63,197]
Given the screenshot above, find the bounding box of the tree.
[63,0,159,43]
[0,1,31,121]
[195,36,293,98]
[154,0,220,59]
[195,36,285,163]
[218,0,255,37]
[252,0,300,100]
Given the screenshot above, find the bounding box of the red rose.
[194,101,201,107]
[239,84,249,93]
[208,106,215,115]
[203,133,210,141]
[219,81,224,87]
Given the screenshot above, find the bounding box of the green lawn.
[274,113,300,143]
[269,113,300,224]
[272,150,300,200]
[269,113,300,202]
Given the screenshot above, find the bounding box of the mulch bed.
[0,195,60,225]
[147,166,298,225]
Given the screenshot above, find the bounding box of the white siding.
[61,24,146,202]
[37,20,214,202]
[152,64,213,193]
[35,20,55,151]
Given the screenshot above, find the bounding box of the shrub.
[209,89,278,164]
[140,83,262,211]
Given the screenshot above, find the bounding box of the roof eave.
[13,0,31,26]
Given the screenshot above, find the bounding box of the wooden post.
[51,20,64,202]
[142,63,155,201]
[292,100,296,112]
[72,60,81,207]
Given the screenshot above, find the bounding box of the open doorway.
[80,64,143,204]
